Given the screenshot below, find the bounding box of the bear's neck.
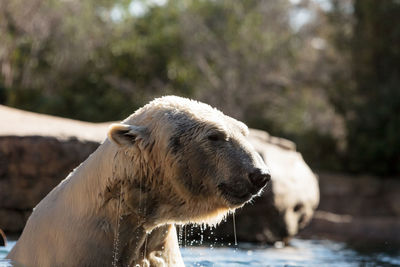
[60,141,150,212]
[40,140,171,265]
[74,140,188,264]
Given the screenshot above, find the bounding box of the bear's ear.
[108,123,148,146]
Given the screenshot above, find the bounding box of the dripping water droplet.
[112,183,123,267]
[233,212,238,246]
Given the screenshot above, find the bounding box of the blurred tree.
[291,0,353,170]
[0,0,190,121]
[7,0,398,176]
[346,0,400,175]
[325,0,400,175]
[1,0,337,132]
[0,0,124,121]
[180,0,295,124]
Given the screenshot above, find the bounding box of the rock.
[0,209,30,234]
[0,105,108,142]
[0,136,99,210]
[301,211,400,245]
[0,105,103,233]
[3,105,398,245]
[298,173,400,245]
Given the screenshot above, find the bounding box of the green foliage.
[0,0,196,121]
[330,0,400,175]
[293,130,343,172]
[1,0,399,176]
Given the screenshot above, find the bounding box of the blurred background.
[0,0,400,265]
[1,0,399,175]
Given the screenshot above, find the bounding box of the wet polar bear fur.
[7,96,270,267]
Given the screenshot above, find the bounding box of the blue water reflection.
[1,239,399,266]
[181,239,400,267]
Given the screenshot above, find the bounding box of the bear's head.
[108,96,270,226]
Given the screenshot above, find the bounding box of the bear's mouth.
[218,182,255,206]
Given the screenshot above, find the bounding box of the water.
[0,240,16,267]
[182,239,400,267]
[1,239,399,266]
[112,183,123,267]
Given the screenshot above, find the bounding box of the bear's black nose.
[248,168,271,191]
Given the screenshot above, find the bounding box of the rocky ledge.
[299,173,400,245]
[1,105,399,245]
[0,105,319,242]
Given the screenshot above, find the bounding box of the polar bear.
[7,96,270,267]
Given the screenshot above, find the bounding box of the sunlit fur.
[7,96,267,267]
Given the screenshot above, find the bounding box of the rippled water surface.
[1,239,399,266]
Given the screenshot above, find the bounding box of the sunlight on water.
[0,240,16,267]
[1,239,400,267]
[181,239,400,267]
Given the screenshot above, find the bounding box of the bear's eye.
[207,133,226,142]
